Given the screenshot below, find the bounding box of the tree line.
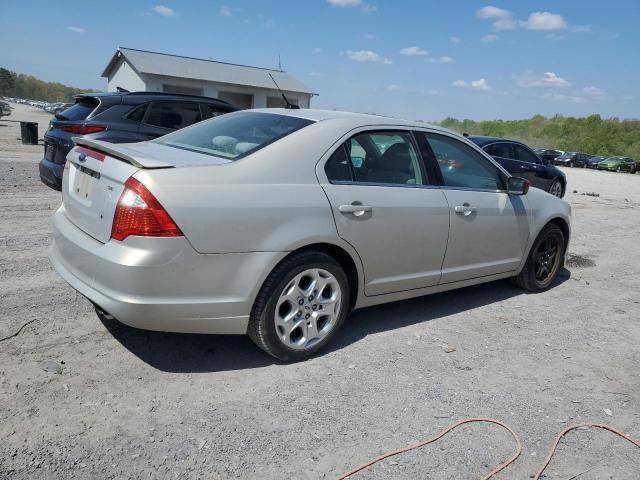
[439,114,640,159]
[0,67,99,103]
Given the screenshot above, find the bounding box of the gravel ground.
[1,103,639,479]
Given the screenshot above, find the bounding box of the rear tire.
[248,250,350,361]
[511,224,565,292]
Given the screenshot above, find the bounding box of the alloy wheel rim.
[274,268,342,350]
[550,181,562,197]
[534,236,560,283]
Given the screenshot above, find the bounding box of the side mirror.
[507,177,530,195]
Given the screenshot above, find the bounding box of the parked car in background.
[581,155,607,168]
[596,156,637,173]
[535,149,563,164]
[38,91,236,190]
[468,136,566,197]
[0,101,12,118]
[49,109,571,361]
[553,152,590,167]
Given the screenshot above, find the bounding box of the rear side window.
[425,133,504,190]
[56,99,98,121]
[326,131,424,185]
[145,102,202,130]
[127,104,148,123]
[484,143,514,160]
[325,146,353,182]
[155,111,313,160]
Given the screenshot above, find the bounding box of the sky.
[1,0,638,121]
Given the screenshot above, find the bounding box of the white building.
[101,47,316,109]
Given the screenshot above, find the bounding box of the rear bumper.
[49,206,286,334]
[39,158,63,191]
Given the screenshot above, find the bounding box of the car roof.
[466,135,522,146]
[75,91,232,105]
[250,108,452,132]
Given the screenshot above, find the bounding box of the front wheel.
[511,224,565,292]
[248,250,350,361]
[548,179,563,198]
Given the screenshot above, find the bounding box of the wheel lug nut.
[305,313,310,319]
[298,299,304,305]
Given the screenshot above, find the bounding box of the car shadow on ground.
[99,269,571,373]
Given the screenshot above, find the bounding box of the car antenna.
[116,86,130,93]
[463,132,469,137]
[268,73,299,109]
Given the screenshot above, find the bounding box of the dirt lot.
[1,103,639,479]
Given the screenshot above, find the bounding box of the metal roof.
[102,47,317,95]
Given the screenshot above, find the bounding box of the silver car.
[50,109,571,361]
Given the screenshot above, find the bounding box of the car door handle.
[454,204,477,216]
[339,204,372,217]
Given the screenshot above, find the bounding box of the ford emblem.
[78,153,87,162]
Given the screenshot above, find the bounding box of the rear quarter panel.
[138,121,355,255]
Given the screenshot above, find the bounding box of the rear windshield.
[154,111,313,160]
[56,98,99,121]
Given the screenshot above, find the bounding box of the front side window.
[204,104,230,118]
[425,133,504,190]
[514,144,541,164]
[145,102,202,130]
[155,111,313,160]
[484,142,514,160]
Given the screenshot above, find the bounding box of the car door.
[420,132,530,284]
[319,130,450,296]
[512,143,547,187]
[140,101,203,139]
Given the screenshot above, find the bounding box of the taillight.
[62,124,106,134]
[111,177,183,241]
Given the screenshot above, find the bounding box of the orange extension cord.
[336,418,640,480]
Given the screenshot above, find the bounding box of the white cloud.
[400,46,427,57]
[453,79,489,91]
[582,86,605,97]
[361,4,377,13]
[572,24,592,33]
[153,5,175,16]
[219,5,233,17]
[493,18,517,30]
[363,33,376,40]
[543,93,588,104]
[477,6,516,30]
[309,72,324,77]
[346,50,391,64]
[386,84,401,91]
[327,0,361,5]
[521,11,567,30]
[477,6,511,19]
[481,34,499,42]
[471,79,490,90]
[515,71,570,88]
[67,26,85,33]
[450,36,461,45]
[312,47,322,54]
[430,56,453,64]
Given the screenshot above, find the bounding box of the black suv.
[468,136,566,198]
[38,91,236,190]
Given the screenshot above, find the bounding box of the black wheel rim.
[534,235,560,283]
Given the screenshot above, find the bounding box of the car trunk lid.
[62,139,230,243]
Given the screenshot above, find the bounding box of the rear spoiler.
[72,137,174,169]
